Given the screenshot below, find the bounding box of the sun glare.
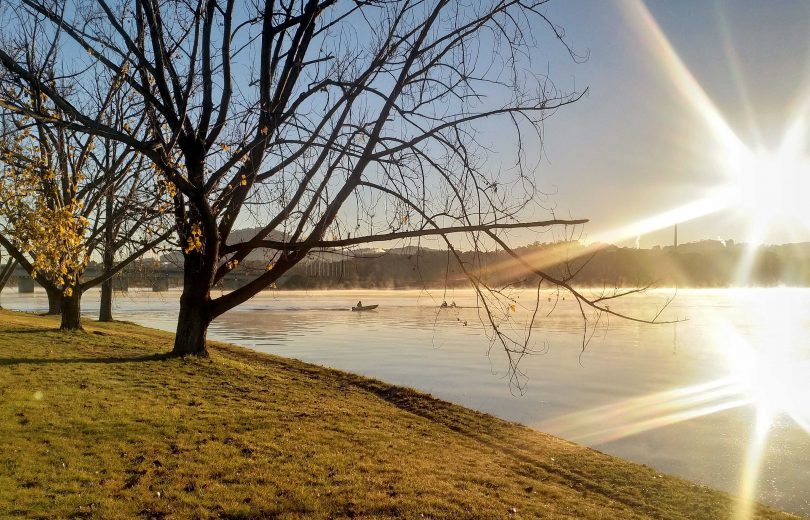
[612,0,810,249]
[561,5,810,515]
[540,290,810,520]
[727,145,810,230]
[718,292,810,433]
[711,291,810,519]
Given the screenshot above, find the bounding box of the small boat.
[352,304,378,312]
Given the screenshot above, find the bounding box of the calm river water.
[3,288,809,515]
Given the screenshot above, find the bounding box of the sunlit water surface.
[3,288,809,515]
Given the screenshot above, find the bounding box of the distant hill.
[226,227,287,263]
[161,227,287,265]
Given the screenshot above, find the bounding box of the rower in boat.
[352,302,379,311]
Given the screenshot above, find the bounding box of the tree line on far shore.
[213,239,799,290]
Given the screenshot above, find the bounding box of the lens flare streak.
[537,377,747,446]
[620,0,746,154]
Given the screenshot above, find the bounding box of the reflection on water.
[3,288,809,515]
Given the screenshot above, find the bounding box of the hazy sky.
[521,0,810,247]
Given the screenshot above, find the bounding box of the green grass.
[0,310,798,519]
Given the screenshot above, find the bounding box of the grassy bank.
[0,310,796,519]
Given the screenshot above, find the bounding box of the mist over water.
[4,288,809,515]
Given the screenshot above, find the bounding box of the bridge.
[7,262,298,293]
[8,265,183,293]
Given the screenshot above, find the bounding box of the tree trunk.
[172,157,217,356]
[60,289,83,330]
[99,223,114,322]
[173,298,211,356]
[45,285,63,315]
[172,257,213,356]
[99,187,115,322]
[99,279,113,322]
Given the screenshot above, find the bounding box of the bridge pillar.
[152,279,169,292]
[18,276,35,293]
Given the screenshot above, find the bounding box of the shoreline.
[0,309,799,519]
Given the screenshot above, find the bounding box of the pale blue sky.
[21,0,809,248]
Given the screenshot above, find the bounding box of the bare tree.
[0,21,171,329]
[0,0,673,362]
[83,84,172,322]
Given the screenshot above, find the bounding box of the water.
[3,287,809,515]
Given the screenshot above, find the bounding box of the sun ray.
[733,222,767,286]
[479,2,794,284]
[470,190,736,285]
[714,3,764,148]
[588,191,733,246]
[536,377,748,445]
[619,0,747,155]
[734,409,773,520]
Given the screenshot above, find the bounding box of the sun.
[724,120,810,235]
[732,150,810,221]
[599,4,810,517]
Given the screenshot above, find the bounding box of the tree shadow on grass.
[0,353,175,366]
[0,327,52,334]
